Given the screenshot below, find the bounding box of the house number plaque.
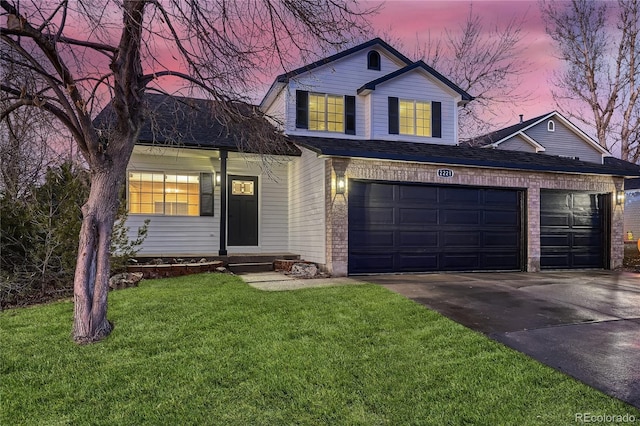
[437,169,454,178]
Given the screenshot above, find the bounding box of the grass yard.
[1,274,638,425]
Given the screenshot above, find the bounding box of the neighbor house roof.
[625,177,640,190]
[469,111,611,156]
[93,93,300,156]
[292,136,640,177]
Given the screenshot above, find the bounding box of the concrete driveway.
[358,271,640,409]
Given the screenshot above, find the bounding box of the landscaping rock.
[199,258,208,263]
[150,258,164,265]
[289,263,318,278]
[216,266,228,273]
[109,272,143,290]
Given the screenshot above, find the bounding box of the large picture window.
[308,93,344,132]
[399,99,432,137]
[128,172,200,216]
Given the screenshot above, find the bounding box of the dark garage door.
[540,191,608,269]
[348,181,523,274]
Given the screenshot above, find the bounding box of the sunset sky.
[367,0,557,127]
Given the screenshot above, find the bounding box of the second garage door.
[348,181,524,274]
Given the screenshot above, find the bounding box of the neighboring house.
[98,38,640,275]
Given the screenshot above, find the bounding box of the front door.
[228,175,258,246]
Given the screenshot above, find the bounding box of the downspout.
[219,149,228,256]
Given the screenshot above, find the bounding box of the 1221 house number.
[437,169,454,178]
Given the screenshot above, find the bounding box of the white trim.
[547,120,555,132]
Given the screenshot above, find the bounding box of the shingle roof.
[292,135,640,177]
[93,94,300,156]
[357,61,473,102]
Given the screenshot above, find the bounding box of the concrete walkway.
[239,271,362,291]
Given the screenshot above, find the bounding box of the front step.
[228,262,274,274]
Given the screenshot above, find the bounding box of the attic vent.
[367,50,381,70]
[547,120,555,132]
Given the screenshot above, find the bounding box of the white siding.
[126,148,291,256]
[126,148,219,256]
[288,147,326,264]
[370,71,458,144]
[524,120,603,163]
[497,135,538,153]
[264,88,286,130]
[282,48,406,138]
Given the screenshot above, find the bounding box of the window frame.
[367,50,381,70]
[308,92,345,133]
[398,99,432,137]
[547,120,555,132]
[127,171,203,217]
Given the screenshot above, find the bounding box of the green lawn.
[1,274,637,425]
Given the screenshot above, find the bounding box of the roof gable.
[356,60,473,104]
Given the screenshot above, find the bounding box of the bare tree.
[0,0,373,343]
[541,0,640,162]
[415,5,532,140]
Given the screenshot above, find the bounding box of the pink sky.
[367,0,558,126]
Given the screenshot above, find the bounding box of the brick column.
[527,185,541,272]
[325,158,349,276]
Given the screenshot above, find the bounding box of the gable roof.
[292,135,640,178]
[469,111,610,156]
[93,93,300,156]
[357,60,473,104]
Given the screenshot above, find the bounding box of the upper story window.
[399,99,432,137]
[128,172,213,216]
[547,120,555,132]
[367,51,381,70]
[389,97,441,138]
[296,90,356,135]
[309,93,344,132]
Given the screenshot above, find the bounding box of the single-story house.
[97,38,640,275]
[625,178,640,242]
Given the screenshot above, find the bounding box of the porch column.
[219,149,228,256]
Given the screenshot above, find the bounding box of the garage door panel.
[349,254,394,272]
[484,210,519,225]
[483,232,520,247]
[399,185,438,202]
[573,233,602,247]
[354,207,394,225]
[485,189,520,205]
[541,214,571,227]
[573,213,600,227]
[541,234,571,247]
[441,187,481,204]
[350,230,394,248]
[397,254,439,270]
[442,209,481,225]
[398,231,438,247]
[348,181,523,274]
[399,208,438,225]
[443,232,481,248]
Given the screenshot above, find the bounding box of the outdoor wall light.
[616,190,625,205]
[336,173,347,195]
[215,173,221,186]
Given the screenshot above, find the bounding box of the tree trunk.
[72,163,126,343]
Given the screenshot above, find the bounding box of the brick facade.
[324,157,624,276]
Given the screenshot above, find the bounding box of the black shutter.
[296,90,308,129]
[388,97,399,135]
[432,101,441,138]
[345,96,356,135]
[200,172,214,216]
